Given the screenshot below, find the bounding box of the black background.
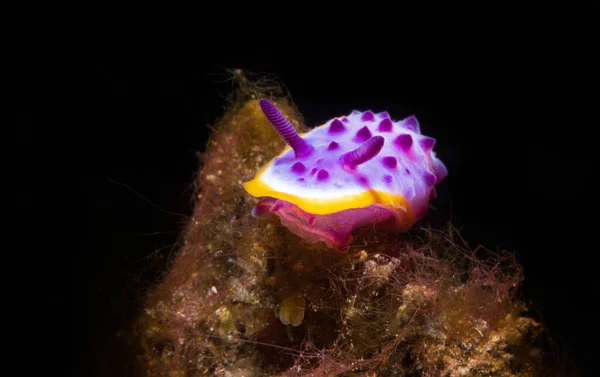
[27,7,598,376]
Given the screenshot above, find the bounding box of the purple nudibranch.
[244,99,447,250]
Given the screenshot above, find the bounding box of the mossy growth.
[132,73,574,377]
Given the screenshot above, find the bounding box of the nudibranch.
[243,99,447,250]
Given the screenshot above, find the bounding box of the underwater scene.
[79,23,598,376]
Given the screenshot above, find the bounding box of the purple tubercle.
[329,119,346,133]
[291,161,306,174]
[378,111,390,119]
[328,141,340,150]
[423,171,437,186]
[382,156,397,169]
[377,118,393,132]
[259,99,313,158]
[310,167,318,175]
[419,137,436,151]
[433,158,448,182]
[394,134,413,151]
[403,115,420,133]
[341,135,385,167]
[383,174,393,184]
[341,117,350,123]
[361,111,375,121]
[316,169,330,181]
[354,126,372,142]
